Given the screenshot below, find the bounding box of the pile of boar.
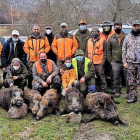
[0,86,127,126]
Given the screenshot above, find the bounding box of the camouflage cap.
[91,27,100,32]
[12,58,21,64]
[74,49,84,56]
[102,21,113,26]
[132,20,140,26]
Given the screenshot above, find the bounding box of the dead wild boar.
[0,88,24,111]
[82,92,127,125]
[7,103,27,119]
[59,87,84,115]
[36,88,59,120]
[23,89,42,115]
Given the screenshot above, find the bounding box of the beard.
[60,29,68,37]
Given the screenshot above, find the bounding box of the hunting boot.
[127,91,138,103]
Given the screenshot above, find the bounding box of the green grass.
[0,87,140,140]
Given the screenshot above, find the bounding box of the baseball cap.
[91,27,100,32]
[12,30,19,36]
[79,20,87,25]
[60,23,67,27]
[45,24,52,29]
[132,20,140,26]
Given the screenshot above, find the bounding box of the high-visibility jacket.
[87,38,104,64]
[62,69,77,89]
[100,30,115,42]
[72,57,91,79]
[35,59,53,74]
[24,35,50,62]
[52,33,78,60]
[0,42,2,57]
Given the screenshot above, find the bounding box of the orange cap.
[79,20,86,25]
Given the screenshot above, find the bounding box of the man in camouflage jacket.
[122,20,140,103]
[4,58,28,91]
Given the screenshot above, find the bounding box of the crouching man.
[72,49,96,96]
[4,58,28,91]
[32,52,61,94]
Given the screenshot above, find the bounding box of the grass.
[0,87,140,140]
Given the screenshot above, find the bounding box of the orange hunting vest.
[100,30,115,42]
[35,59,53,74]
[87,38,104,64]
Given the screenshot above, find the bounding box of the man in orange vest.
[87,27,107,92]
[24,25,50,89]
[100,21,115,91]
[32,52,61,94]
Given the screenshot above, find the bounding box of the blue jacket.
[1,38,27,67]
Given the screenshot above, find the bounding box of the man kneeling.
[4,58,28,91]
[32,52,61,94]
[72,49,96,96]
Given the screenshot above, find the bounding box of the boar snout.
[73,106,81,114]
[16,99,23,107]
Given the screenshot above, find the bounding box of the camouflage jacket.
[32,61,58,83]
[5,63,28,85]
[122,33,140,64]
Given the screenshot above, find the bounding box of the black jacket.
[44,32,57,63]
[1,38,27,67]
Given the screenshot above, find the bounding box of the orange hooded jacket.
[24,35,50,62]
[52,33,78,60]
[62,69,77,89]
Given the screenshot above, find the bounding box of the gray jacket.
[32,60,58,83]
[122,33,140,64]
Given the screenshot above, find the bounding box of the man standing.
[44,24,57,63]
[75,20,91,53]
[87,27,107,92]
[72,49,96,96]
[24,25,50,88]
[1,30,27,79]
[32,52,61,94]
[52,23,78,69]
[122,20,140,103]
[4,58,28,91]
[100,21,115,90]
[107,22,127,98]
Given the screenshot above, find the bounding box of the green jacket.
[75,29,91,53]
[107,32,126,63]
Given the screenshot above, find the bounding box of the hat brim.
[74,53,84,57]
